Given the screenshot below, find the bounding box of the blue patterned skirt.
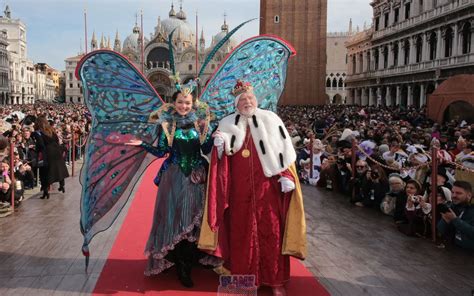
[144,164,205,275]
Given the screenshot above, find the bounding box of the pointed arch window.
[338,78,344,88]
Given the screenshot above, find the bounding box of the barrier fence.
[347,140,472,243]
[5,133,88,215]
[302,138,472,245]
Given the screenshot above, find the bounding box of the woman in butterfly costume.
[125,84,214,287]
[77,19,304,290]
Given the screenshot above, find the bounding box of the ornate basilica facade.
[345,0,473,107]
[88,3,238,101]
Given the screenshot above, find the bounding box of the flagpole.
[195,10,199,97]
[141,10,145,73]
[84,8,88,54]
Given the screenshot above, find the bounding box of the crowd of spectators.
[0,101,472,251]
[0,102,90,217]
[278,104,474,251]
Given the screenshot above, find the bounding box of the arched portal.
[147,71,172,102]
[443,100,474,123]
[428,75,474,123]
[334,93,343,104]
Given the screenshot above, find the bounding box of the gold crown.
[231,80,253,97]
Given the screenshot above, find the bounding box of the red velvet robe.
[206,131,294,287]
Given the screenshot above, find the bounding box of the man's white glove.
[213,134,224,159]
[278,177,295,193]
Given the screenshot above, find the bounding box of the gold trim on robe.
[198,161,307,260]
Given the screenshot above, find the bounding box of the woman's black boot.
[58,180,65,193]
[41,190,49,199]
[174,241,194,288]
[176,260,193,288]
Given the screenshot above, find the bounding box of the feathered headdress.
[167,19,256,99]
[168,71,197,97]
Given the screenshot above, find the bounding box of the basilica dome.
[211,20,238,49]
[123,25,149,52]
[159,4,195,46]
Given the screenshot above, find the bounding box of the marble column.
[439,28,445,59]
[386,86,391,106]
[453,23,459,56]
[388,43,394,67]
[420,84,426,107]
[398,41,404,66]
[379,47,385,70]
[361,88,367,106]
[407,85,413,106]
[409,37,416,64]
[422,32,428,61]
[470,20,474,54]
[368,87,373,106]
[376,87,382,106]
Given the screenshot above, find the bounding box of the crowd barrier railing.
[5,132,91,216]
[65,133,89,178]
[72,133,75,177]
[430,147,438,243]
[348,140,473,244]
[9,141,15,212]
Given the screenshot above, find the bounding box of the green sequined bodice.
[171,126,204,176]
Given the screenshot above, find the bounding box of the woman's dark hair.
[35,116,54,138]
[171,91,182,102]
[171,90,196,103]
[371,164,388,183]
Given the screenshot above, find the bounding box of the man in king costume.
[198,80,307,296]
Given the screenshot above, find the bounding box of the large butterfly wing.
[200,35,295,122]
[76,50,163,253]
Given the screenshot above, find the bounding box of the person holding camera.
[399,180,437,237]
[403,180,425,231]
[334,140,353,196]
[437,181,474,250]
[13,151,34,191]
[351,160,369,204]
[21,128,37,188]
[357,165,389,208]
[0,160,17,206]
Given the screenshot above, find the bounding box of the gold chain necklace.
[242,129,251,158]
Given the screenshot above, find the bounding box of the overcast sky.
[5,0,372,70]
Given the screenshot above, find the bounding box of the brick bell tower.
[260,0,327,105]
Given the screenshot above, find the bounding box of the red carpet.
[93,160,329,295]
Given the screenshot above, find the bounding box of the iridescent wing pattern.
[76,50,164,259]
[199,35,296,123]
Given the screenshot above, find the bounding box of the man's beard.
[239,106,256,117]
